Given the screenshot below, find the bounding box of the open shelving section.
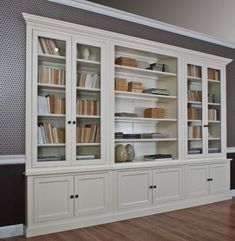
[114,45,178,163]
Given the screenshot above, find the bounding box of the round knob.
[68,121,71,124]
[73,121,76,124]
[70,195,74,199]
[75,194,79,198]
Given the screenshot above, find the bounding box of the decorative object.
[82,47,90,60]
[125,144,135,161]
[115,144,128,162]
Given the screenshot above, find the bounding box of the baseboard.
[231,189,235,197]
[0,224,24,238]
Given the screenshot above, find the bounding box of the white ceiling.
[89,0,235,46]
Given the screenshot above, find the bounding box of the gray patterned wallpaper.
[1,0,235,155]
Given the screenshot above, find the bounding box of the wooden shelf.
[188,138,202,141]
[115,117,177,123]
[115,138,177,143]
[38,144,66,147]
[115,90,177,101]
[38,83,66,89]
[76,115,100,119]
[187,76,202,81]
[208,102,221,106]
[208,79,220,84]
[115,64,177,78]
[37,114,65,117]
[76,87,100,92]
[188,101,202,105]
[76,143,100,146]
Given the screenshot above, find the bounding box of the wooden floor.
[4,199,235,241]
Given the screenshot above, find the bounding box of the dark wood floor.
[4,198,235,241]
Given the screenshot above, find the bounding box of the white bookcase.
[24,13,232,237]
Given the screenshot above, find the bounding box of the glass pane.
[187,64,203,155]
[207,68,221,154]
[76,43,101,161]
[37,36,67,163]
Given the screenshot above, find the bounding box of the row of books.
[187,65,201,78]
[188,107,202,120]
[143,88,169,96]
[187,90,202,102]
[76,99,100,116]
[38,122,65,144]
[77,72,100,88]
[208,68,220,80]
[38,66,66,85]
[76,125,100,143]
[38,95,65,114]
[38,37,61,56]
[115,132,170,139]
[208,108,219,121]
[188,126,201,139]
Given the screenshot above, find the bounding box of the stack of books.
[115,112,138,117]
[187,90,202,102]
[208,108,219,121]
[115,132,141,139]
[128,81,143,93]
[188,107,201,120]
[208,68,220,80]
[143,88,169,96]
[144,154,172,161]
[187,65,201,77]
[142,133,169,139]
[188,126,201,139]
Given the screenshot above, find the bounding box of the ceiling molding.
[49,0,235,49]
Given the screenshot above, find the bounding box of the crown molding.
[48,0,235,49]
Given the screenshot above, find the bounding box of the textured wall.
[1,0,235,156]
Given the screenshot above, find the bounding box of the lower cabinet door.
[117,170,152,210]
[210,163,230,195]
[153,166,183,205]
[74,172,110,216]
[187,165,210,198]
[34,176,74,222]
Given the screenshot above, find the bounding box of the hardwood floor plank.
[4,199,235,241]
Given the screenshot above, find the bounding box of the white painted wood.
[24,13,232,237]
[48,0,235,49]
[34,176,74,222]
[0,224,24,238]
[153,166,184,205]
[187,164,210,198]
[74,172,110,216]
[117,170,152,210]
[210,163,230,195]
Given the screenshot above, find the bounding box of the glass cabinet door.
[33,33,70,167]
[73,40,104,164]
[207,68,221,154]
[186,64,204,156]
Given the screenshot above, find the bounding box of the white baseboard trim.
[0,155,25,165]
[231,189,235,197]
[0,224,24,238]
[49,0,235,49]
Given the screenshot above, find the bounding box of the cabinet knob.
[149,186,153,189]
[70,195,74,199]
[153,185,157,189]
[204,125,209,127]
[73,121,76,124]
[75,194,79,198]
[207,178,213,181]
[68,121,71,124]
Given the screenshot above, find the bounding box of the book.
[144,154,172,161]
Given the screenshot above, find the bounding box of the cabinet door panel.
[34,176,74,222]
[117,170,152,210]
[153,167,183,205]
[74,172,110,216]
[210,163,230,194]
[187,165,209,198]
